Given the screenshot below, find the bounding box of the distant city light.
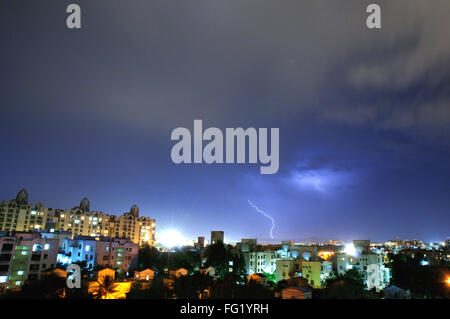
[420,260,429,266]
[158,230,185,248]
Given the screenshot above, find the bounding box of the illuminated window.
[44,244,50,250]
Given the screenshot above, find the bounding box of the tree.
[1,274,67,299]
[73,260,92,279]
[209,274,235,299]
[321,269,367,299]
[205,242,246,280]
[262,271,277,285]
[172,272,213,299]
[229,253,247,284]
[235,279,274,299]
[127,275,172,299]
[389,252,450,298]
[172,274,198,299]
[89,275,123,299]
[138,244,162,270]
[205,241,229,277]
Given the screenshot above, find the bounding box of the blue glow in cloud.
[290,168,357,193]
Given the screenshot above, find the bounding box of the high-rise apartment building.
[0,190,155,247]
[211,231,224,244]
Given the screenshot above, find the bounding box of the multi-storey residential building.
[275,258,303,282]
[58,236,139,273]
[336,253,358,275]
[358,253,390,290]
[94,237,139,273]
[277,243,318,261]
[0,190,52,232]
[301,260,332,288]
[245,250,278,274]
[58,236,97,270]
[211,231,224,244]
[239,239,257,252]
[111,205,155,246]
[53,203,112,239]
[0,231,59,290]
[195,236,205,250]
[0,190,156,247]
[240,241,321,282]
[335,247,391,291]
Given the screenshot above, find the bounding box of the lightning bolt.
[248,200,275,239]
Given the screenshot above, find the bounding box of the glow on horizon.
[344,243,357,257]
[158,230,186,248]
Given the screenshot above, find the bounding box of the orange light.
[446,277,450,286]
[318,251,334,261]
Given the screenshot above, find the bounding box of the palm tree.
[89,275,122,299]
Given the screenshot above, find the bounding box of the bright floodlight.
[158,230,184,248]
[344,243,357,257]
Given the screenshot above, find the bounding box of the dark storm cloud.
[0,0,449,241]
[3,1,449,134]
[83,1,450,134]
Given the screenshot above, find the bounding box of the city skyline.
[1,1,449,244]
[0,188,447,244]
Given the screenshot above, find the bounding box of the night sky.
[1,1,449,243]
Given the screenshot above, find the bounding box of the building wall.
[246,251,278,275]
[359,253,391,290]
[0,232,58,290]
[57,236,139,274]
[301,261,332,288]
[94,238,139,273]
[58,237,97,269]
[281,287,312,299]
[0,192,156,247]
[211,231,224,244]
[275,258,302,282]
[0,201,50,232]
[335,252,391,290]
